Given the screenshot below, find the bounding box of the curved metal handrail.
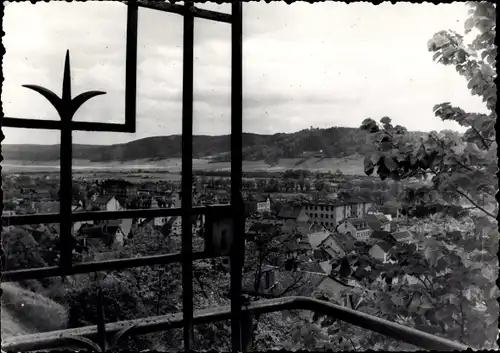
[1,296,469,352]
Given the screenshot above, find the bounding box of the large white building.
[304,200,372,229]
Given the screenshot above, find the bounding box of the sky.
[2,1,489,145]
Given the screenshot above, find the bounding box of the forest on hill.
[1,127,427,163]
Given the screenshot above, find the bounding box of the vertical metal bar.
[96,287,107,351]
[181,2,195,350]
[125,2,138,133]
[241,310,254,352]
[59,52,73,271]
[230,2,244,352]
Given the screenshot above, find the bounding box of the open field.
[2,156,365,177]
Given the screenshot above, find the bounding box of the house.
[120,218,134,238]
[337,218,372,242]
[278,204,309,222]
[365,214,391,232]
[278,204,309,233]
[378,203,400,219]
[370,230,397,245]
[151,198,168,227]
[317,233,348,260]
[369,241,394,263]
[100,179,137,198]
[307,231,331,249]
[278,204,309,224]
[348,199,373,218]
[91,196,122,212]
[392,230,416,245]
[78,224,125,249]
[244,194,271,215]
[165,216,182,236]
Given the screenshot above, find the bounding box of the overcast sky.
[2,1,488,145]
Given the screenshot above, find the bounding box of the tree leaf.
[383,157,398,172]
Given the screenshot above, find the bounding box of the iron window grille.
[1,2,469,352]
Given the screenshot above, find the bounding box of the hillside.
[1,127,427,163]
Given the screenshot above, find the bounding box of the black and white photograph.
[1,1,497,351]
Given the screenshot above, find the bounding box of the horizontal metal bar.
[1,297,470,352]
[190,5,232,23]
[1,251,216,283]
[135,0,232,23]
[1,117,134,133]
[2,204,231,226]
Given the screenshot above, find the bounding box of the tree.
[304,178,312,192]
[337,3,499,350]
[333,169,343,179]
[361,2,496,221]
[2,229,47,271]
[264,149,280,166]
[314,180,325,192]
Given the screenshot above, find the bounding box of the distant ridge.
[1,127,428,163]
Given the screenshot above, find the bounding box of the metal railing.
[1,296,469,352]
[1,1,469,352]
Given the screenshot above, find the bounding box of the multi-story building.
[303,200,372,229]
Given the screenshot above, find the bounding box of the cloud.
[2,1,489,145]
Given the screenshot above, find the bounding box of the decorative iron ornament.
[22,50,106,120]
[22,50,106,271]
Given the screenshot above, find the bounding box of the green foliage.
[334,213,497,350]
[1,229,47,271]
[66,274,149,327]
[361,3,497,220]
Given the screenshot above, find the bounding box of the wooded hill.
[2,126,428,163]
